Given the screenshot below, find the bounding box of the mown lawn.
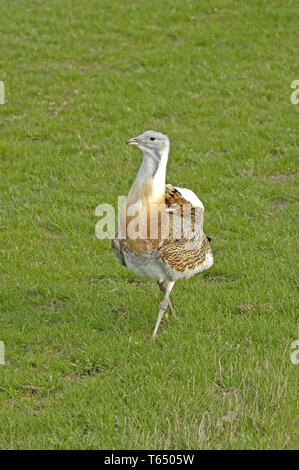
[0,0,298,449]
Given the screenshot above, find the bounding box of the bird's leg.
[157,281,178,319]
[151,281,175,341]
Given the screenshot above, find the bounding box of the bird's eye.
[150,137,156,141]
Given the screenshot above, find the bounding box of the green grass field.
[1,0,298,449]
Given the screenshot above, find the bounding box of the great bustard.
[112,131,213,340]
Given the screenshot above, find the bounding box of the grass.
[0,0,298,449]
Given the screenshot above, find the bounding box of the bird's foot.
[168,300,178,320]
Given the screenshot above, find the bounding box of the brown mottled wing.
[165,184,191,209]
[158,236,210,273]
[164,184,204,241]
[159,184,210,271]
[165,184,203,234]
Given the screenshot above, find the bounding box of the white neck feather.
[119,145,169,238]
[127,147,169,204]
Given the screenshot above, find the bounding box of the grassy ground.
[0,0,298,450]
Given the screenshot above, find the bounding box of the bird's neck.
[126,148,169,206]
[119,148,169,240]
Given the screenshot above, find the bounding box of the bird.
[112,130,213,340]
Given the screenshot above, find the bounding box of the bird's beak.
[126,137,139,146]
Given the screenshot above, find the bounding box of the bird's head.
[126,131,170,161]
